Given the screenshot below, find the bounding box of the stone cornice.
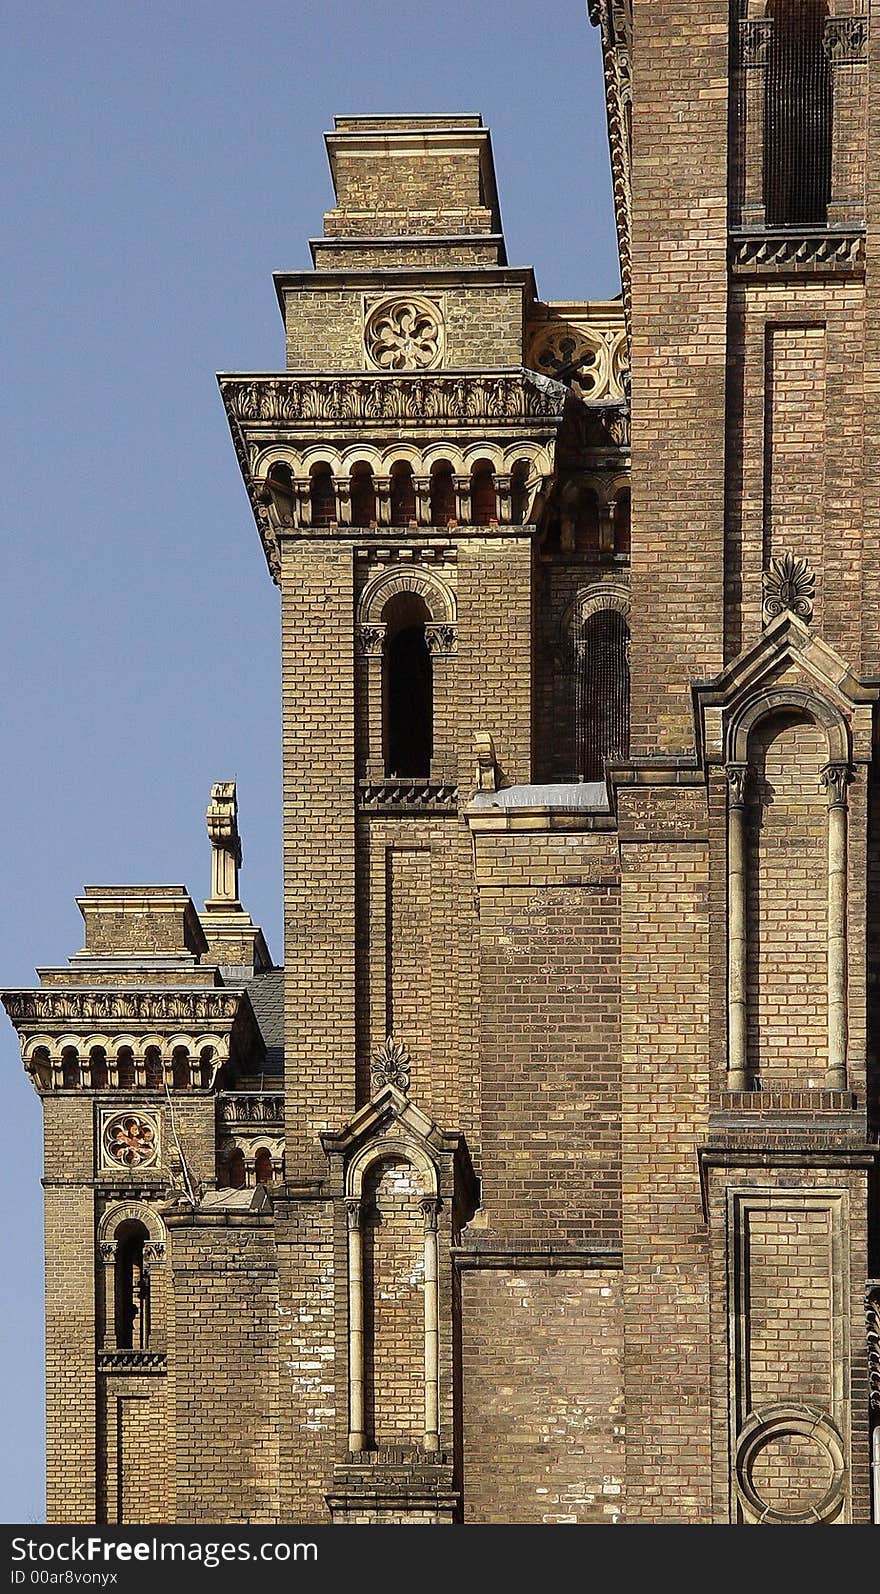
[219,368,567,432]
[2,986,247,1030]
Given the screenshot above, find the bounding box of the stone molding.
[221,371,566,429]
[729,230,865,276]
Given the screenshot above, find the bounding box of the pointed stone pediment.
[321,1085,478,1221]
[693,612,878,767]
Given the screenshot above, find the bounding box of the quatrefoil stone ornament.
[364,297,444,372]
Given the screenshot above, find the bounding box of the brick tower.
[4,5,880,1527]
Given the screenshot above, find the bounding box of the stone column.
[374,476,392,527]
[726,763,749,1091]
[413,475,432,526]
[737,18,772,227]
[355,623,386,778]
[824,14,869,227]
[453,475,471,525]
[345,1199,366,1453]
[421,1197,440,1454]
[425,623,457,781]
[821,762,851,1091]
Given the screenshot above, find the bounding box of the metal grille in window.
[764,0,832,226]
[576,610,630,782]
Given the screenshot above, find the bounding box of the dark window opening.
[114,1221,149,1350]
[351,465,376,527]
[765,0,832,226]
[144,1048,163,1089]
[61,1050,80,1089]
[227,1147,246,1189]
[254,1147,274,1184]
[383,593,433,778]
[470,462,497,526]
[117,1049,135,1089]
[171,1050,190,1090]
[390,462,416,524]
[577,609,630,781]
[511,463,530,526]
[614,489,631,559]
[429,462,456,526]
[309,464,336,526]
[266,462,295,523]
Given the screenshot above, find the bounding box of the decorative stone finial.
[762,553,815,627]
[370,1036,411,1093]
[206,782,242,906]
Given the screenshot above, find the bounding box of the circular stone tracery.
[103,1112,158,1169]
[734,1406,846,1524]
[364,297,444,371]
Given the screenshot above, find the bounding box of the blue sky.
[0,0,617,1522]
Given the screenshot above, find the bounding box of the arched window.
[577,607,630,781]
[361,1157,425,1447]
[254,1147,273,1185]
[144,1047,163,1089]
[429,461,456,526]
[171,1048,190,1090]
[510,461,531,526]
[114,1221,149,1350]
[383,592,433,778]
[61,1048,80,1089]
[227,1147,246,1189]
[309,463,336,527]
[390,461,416,525]
[470,461,497,526]
[614,488,631,559]
[117,1048,135,1089]
[574,487,601,556]
[266,461,295,524]
[765,0,832,226]
[198,1047,215,1089]
[350,464,376,527]
[89,1048,108,1090]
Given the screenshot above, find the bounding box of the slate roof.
[244,966,284,1074]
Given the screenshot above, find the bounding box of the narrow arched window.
[144,1047,163,1089]
[227,1147,246,1189]
[350,464,376,527]
[614,488,631,559]
[577,608,630,781]
[429,461,456,526]
[114,1221,149,1350]
[266,461,295,524]
[390,461,416,524]
[171,1048,190,1090]
[470,461,496,525]
[254,1147,273,1185]
[511,461,530,526]
[89,1048,108,1090]
[61,1048,80,1089]
[574,487,601,556]
[383,592,433,778]
[765,0,832,225]
[309,463,336,527]
[117,1048,135,1089]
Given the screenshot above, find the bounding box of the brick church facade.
[5,0,880,1526]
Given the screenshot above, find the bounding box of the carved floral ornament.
[223,372,565,427]
[370,1035,411,1093]
[762,553,815,627]
[101,1111,160,1170]
[364,296,444,372]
